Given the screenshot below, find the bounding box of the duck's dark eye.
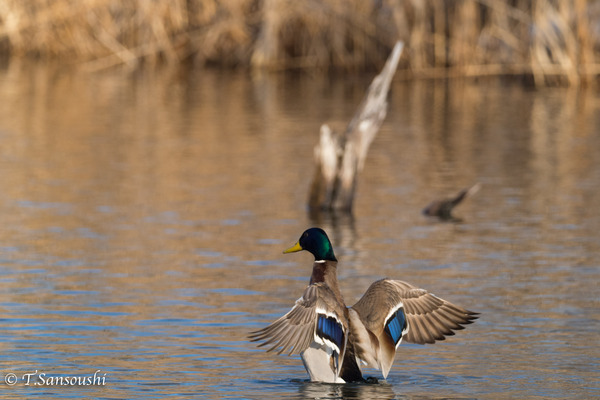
[303,232,309,238]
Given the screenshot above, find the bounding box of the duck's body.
[250,228,478,383]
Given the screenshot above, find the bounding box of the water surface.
[0,64,598,399]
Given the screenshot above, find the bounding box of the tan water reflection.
[0,63,598,399]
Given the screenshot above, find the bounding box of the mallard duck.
[422,183,481,220]
[249,228,478,383]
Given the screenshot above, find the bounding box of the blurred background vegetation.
[1,0,599,85]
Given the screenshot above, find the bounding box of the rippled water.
[0,63,598,399]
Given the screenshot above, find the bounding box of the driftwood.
[422,183,481,220]
[308,41,403,212]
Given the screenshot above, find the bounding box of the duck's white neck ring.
[314,260,326,263]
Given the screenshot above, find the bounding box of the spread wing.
[388,280,479,344]
[350,279,478,378]
[249,283,347,358]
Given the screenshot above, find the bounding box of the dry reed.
[1,0,600,85]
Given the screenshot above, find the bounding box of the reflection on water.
[298,381,397,400]
[0,62,598,399]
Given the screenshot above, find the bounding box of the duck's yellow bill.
[283,242,303,254]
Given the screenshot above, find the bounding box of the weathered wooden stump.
[308,41,404,213]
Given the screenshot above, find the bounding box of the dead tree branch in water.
[308,41,403,213]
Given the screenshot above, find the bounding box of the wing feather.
[249,283,347,357]
[350,278,479,377]
[395,282,478,345]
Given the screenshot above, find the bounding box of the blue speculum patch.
[317,314,344,350]
[385,308,407,345]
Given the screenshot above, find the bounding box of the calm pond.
[0,63,598,399]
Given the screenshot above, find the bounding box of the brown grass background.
[1,0,600,84]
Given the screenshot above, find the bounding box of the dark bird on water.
[422,183,481,220]
[249,228,478,383]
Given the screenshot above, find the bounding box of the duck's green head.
[283,228,337,262]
